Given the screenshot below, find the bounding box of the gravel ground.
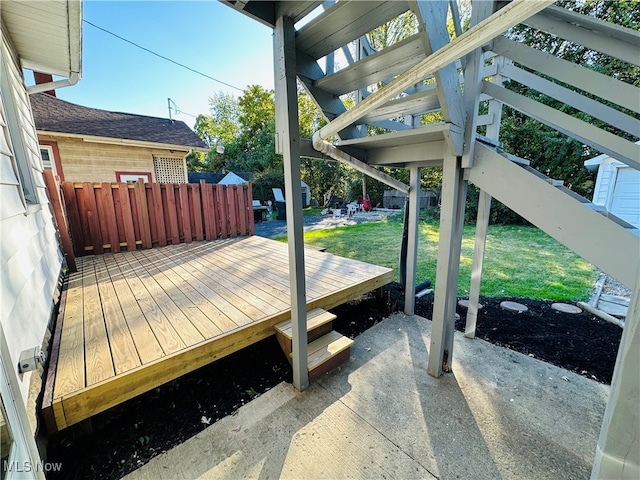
[602,275,632,298]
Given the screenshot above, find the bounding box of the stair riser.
[276,322,333,353]
[309,347,351,382]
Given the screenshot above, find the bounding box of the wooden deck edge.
[54,268,394,429]
[42,276,69,434]
[305,270,394,313]
[57,310,293,428]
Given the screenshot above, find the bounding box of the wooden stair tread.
[301,330,354,371]
[274,308,336,339]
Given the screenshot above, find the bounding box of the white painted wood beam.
[491,36,640,115]
[361,81,441,124]
[483,81,640,171]
[366,141,447,166]
[274,15,309,391]
[592,285,640,479]
[468,143,640,290]
[296,1,409,60]
[315,34,425,96]
[297,50,360,140]
[464,190,491,338]
[410,0,465,129]
[404,167,421,314]
[501,63,640,137]
[524,7,640,67]
[312,140,410,193]
[428,155,466,377]
[315,0,555,143]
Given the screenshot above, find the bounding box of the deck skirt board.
[47,237,393,431]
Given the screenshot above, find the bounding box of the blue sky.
[30,1,275,129]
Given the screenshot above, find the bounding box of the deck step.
[289,330,354,381]
[274,308,336,353]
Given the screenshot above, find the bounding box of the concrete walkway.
[126,314,608,479]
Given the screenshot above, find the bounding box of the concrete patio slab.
[125,313,609,479]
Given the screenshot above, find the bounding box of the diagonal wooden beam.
[409,0,465,129]
[315,0,555,142]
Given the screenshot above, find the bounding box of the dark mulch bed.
[46,282,622,479]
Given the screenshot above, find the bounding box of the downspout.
[27,72,81,95]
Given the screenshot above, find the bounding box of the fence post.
[44,171,77,272]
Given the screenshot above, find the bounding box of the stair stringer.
[468,142,639,291]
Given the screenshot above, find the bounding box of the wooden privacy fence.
[59,179,255,257]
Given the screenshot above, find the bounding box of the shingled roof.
[31,93,208,150]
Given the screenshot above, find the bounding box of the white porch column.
[274,15,309,391]
[428,155,466,377]
[592,285,640,478]
[465,190,491,338]
[404,167,421,314]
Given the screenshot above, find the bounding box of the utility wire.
[83,19,245,93]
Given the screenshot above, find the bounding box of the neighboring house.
[585,142,640,230]
[1,1,82,476]
[219,171,252,185]
[30,91,208,184]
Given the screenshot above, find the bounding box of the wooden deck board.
[101,254,165,365]
[47,237,393,431]
[94,257,141,375]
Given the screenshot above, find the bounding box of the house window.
[39,145,52,168]
[115,171,151,183]
[153,156,186,183]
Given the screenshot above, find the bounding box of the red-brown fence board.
[101,183,120,253]
[118,183,137,250]
[151,183,167,246]
[83,182,104,254]
[191,184,204,241]
[43,171,77,272]
[217,185,229,238]
[57,180,254,256]
[61,182,85,257]
[164,185,180,245]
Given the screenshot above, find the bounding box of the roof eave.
[37,130,209,153]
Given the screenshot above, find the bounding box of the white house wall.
[1,28,62,404]
[609,166,640,229]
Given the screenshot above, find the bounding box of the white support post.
[465,190,491,338]
[274,15,309,391]
[404,167,421,314]
[592,283,640,479]
[428,155,466,377]
[461,0,495,168]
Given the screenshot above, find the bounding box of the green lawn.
[280,218,597,301]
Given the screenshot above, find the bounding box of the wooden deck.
[42,236,393,432]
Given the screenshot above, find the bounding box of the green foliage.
[251,171,285,204]
[498,0,640,205]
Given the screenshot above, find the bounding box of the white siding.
[0,30,62,403]
[610,167,640,229]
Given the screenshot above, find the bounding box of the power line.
[83,19,245,93]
